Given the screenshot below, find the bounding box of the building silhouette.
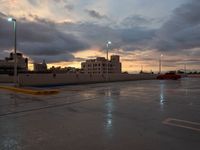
[0,53,28,74]
[49,66,81,73]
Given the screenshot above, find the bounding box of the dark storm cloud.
[52,0,74,11]
[64,4,74,11]
[31,53,74,63]
[53,0,63,2]
[28,13,55,25]
[53,0,68,3]
[59,22,155,51]
[0,14,89,63]
[28,0,41,6]
[122,58,155,62]
[121,15,155,28]
[118,27,155,50]
[85,10,106,19]
[0,12,6,17]
[73,57,86,62]
[1,0,200,64]
[154,0,200,51]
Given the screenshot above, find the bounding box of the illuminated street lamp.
[8,17,17,86]
[106,41,112,61]
[106,41,112,81]
[159,54,163,74]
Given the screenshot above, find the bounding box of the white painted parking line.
[163,118,200,132]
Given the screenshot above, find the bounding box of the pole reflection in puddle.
[160,81,166,111]
[104,88,114,138]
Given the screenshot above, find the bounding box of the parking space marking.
[163,118,200,132]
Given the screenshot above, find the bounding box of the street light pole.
[8,17,17,86]
[159,54,163,74]
[106,41,112,81]
[184,64,187,76]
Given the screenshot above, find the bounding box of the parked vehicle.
[157,71,181,80]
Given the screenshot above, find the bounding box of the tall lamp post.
[8,17,17,86]
[106,41,112,81]
[159,54,163,74]
[184,64,187,76]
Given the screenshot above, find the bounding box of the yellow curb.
[0,86,59,95]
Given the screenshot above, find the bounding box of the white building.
[81,55,121,74]
[33,60,47,72]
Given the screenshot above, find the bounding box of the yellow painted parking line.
[0,86,59,95]
[163,118,200,132]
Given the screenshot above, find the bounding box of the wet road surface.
[0,78,200,150]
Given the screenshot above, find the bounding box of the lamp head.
[106,41,112,48]
[8,18,13,22]
[107,41,112,45]
[7,17,16,22]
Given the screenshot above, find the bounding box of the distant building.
[0,53,28,74]
[33,60,47,72]
[49,66,82,73]
[81,55,121,74]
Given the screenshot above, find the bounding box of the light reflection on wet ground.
[0,78,200,150]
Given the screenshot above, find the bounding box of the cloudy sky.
[0,0,200,73]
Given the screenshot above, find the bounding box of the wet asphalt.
[0,78,200,150]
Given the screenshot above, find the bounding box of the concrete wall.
[18,73,157,87]
[0,74,13,83]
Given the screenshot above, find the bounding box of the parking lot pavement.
[0,78,200,150]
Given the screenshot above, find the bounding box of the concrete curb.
[0,86,59,95]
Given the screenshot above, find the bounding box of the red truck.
[157,71,181,80]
